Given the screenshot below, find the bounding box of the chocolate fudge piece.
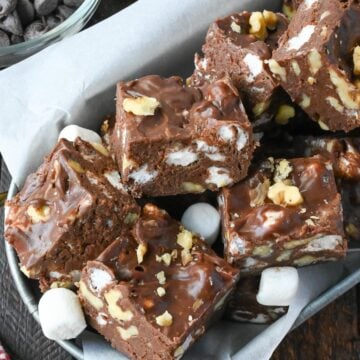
[5,138,139,291]
[79,204,239,360]
[225,277,287,323]
[272,0,360,132]
[111,75,254,197]
[219,156,346,274]
[189,11,289,122]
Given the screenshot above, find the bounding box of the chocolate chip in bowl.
[0,0,99,67]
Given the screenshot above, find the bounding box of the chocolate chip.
[63,0,83,8]
[0,10,23,35]
[45,13,62,29]
[0,28,10,46]
[16,0,34,27]
[10,33,23,43]
[0,0,17,18]
[34,0,58,16]
[56,4,74,19]
[24,19,48,40]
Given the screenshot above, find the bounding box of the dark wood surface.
[1,2,360,359]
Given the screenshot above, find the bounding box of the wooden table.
[1,2,359,359]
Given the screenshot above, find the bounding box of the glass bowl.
[0,0,100,68]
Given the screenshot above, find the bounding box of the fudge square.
[219,156,347,274]
[79,204,239,360]
[5,138,139,291]
[272,0,360,132]
[111,75,254,197]
[189,10,289,122]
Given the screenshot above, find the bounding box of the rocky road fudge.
[5,138,139,291]
[219,156,347,273]
[272,0,360,132]
[225,277,287,323]
[189,11,289,123]
[111,75,254,197]
[79,204,239,360]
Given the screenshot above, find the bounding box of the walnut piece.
[249,12,267,40]
[267,182,304,206]
[263,10,278,30]
[249,178,270,207]
[156,271,166,285]
[27,204,50,223]
[230,21,241,33]
[273,159,293,183]
[136,243,147,264]
[177,228,193,250]
[156,287,166,297]
[267,59,287,82]
[155,310,173,327]
[181,182,205,193]
[353,46,360,75]
[275,105,295,125]
[67,159,85,173]
[123,96,160,116]
[117,325,139,340]
[79,281,104,310]
[104,289,134,322]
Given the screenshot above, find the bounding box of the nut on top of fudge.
[272,0,360,132]
[219,156,347,274]
[79,204,239,360]
[5,138,139,291]
[189,10,289,121]
[111,75,254,197]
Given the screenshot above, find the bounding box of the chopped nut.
[181,182,205,193]
[230,21,241,33]
[156,287,166,297]
[305,219,315,227]
[326,96,344,113]
[252,100,270,117]
[346,223,359,237]
[192,299,204,311]
[174,346,185,358]
[353,46,360,75]
[249,178,270,207]
[293,255,316,267]
[263,10,278,30]
[117,325,139,340]
[299,94,311,108]
[156,271,166,285]
[91,142,109,156]
[282,4,295,19]
[318,119,330,131]
[267,59,287,82]
[291,60,301,76]
[181,249,193,266]
[79,281,104,310]
[284,238,310,250]
[308,49,322,75]
[155,311,173,327]
[123,96,160,116]
[307,76,316,85]
[267,182,303,206]
[274,159,293,183]
[27,204,50,223]
[276,250,293,262]
[124,212,139,225]
[275,105,295,125]
[136,243,147,264]
[249,12,267,40]
[329,69,360,110]
[122,155,137,173]
[171,249,178,260]
[156,253,172,266]
[68,159,85,173]
[177,228,193,250]
[105,289,134,322]
[252,245,273,258]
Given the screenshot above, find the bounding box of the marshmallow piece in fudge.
[39,288,86,340]
[225,276,287,324]
[5,138,139,291]
[189,11,289,122]
[272,0,360,132]
[181,203,220,246]
[110,75,254,197]
[58,125,102,144]
[219,156,347,274]
[257,267,299,306]
[79,204,239,360]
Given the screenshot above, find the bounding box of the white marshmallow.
[58,125,102,144]
[256,267,299,306]
[181,203,220,246]
[38,288,87,341]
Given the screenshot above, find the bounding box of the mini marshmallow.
[38,288,87,340]
[181,203,220,246]
[58,125,102,144]
[256,267,299,306]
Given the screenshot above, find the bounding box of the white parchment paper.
[1,0,358,359]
